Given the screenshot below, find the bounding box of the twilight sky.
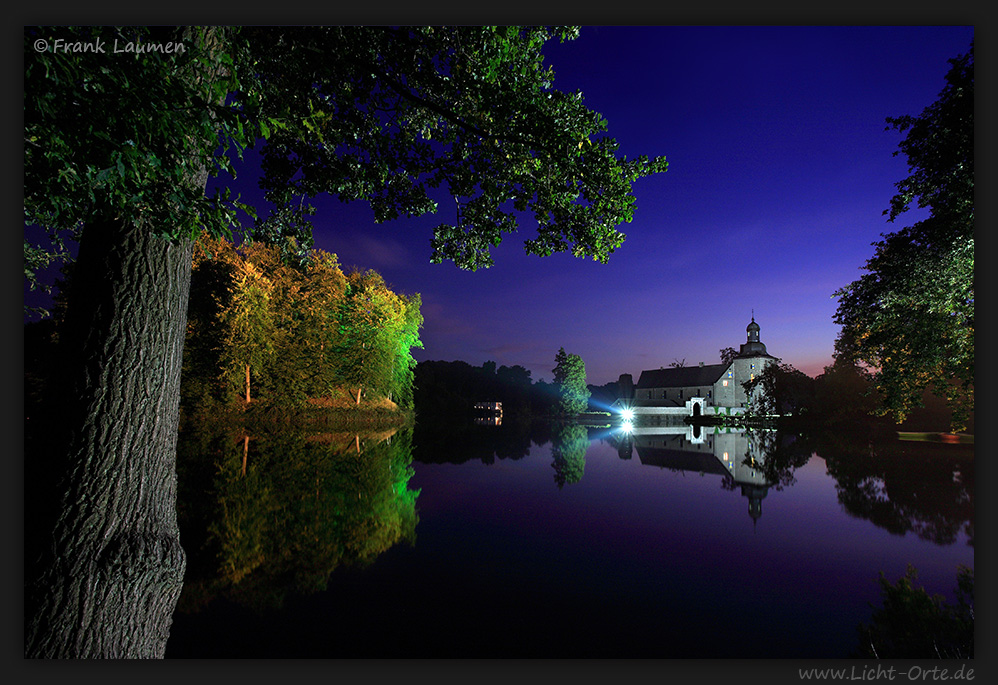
[302,25,974,385]
[24,25,975,387]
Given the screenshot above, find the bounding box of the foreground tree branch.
[23,25,667,657]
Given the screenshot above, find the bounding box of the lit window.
[723,380,728,387]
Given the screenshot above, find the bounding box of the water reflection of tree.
[175,423,419,612]
[806,426,973,546]
[551,424,589,488]
[716,428,812,496]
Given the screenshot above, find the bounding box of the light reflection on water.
[166,419,973,658]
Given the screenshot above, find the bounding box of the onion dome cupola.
[738,315,768,357]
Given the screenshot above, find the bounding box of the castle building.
[629,317,777,411]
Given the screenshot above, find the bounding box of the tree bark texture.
[25,217,193,658]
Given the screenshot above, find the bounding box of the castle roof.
[634,363,728,390]
[634,317,775,388]
[737,342,772,357]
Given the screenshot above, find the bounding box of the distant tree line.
[414,347,600,420]
[407,348,969,432]
[414,359,559,419]
[182,234,423,416]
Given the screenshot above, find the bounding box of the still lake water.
[164,417,974,658]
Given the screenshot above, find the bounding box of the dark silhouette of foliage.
[856,565,973,659]
[742,358,816,418]
[834,42,973,431]
[719,347,738,365]
[819,432,974,547]
[413,359,558,419]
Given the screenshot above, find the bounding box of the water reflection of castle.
[616,425,774,523]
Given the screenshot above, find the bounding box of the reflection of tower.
[717,431,774,524]
[740,483,769,525]
[629,425,778,525]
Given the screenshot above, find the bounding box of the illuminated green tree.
[240,241,348,403]
[334,270,408,405]
[389,293,424,408]
[552,347,590,416]
[833,42,973,431]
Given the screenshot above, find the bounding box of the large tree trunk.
[25,216,194,658]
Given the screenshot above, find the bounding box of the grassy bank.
[181,389,414,431]
[897,431,974,444]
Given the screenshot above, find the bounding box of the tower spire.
[743,313,764,351]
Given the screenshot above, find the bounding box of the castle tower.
[739,315,768,357]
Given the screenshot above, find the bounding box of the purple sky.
[305,26,973,385]
[24,26,974,387]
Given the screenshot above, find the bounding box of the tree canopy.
[742,358,815,418]
[833,42,973,431]
[183,234,422,412]
[25,26,668,278]
[24,27,254,252]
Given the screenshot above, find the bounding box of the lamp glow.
[622,420,634,433]
[621,408,634,421]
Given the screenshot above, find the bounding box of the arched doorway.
[692,402,702,419]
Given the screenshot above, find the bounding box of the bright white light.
[621,421,634,433]
[621,409,634,421]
